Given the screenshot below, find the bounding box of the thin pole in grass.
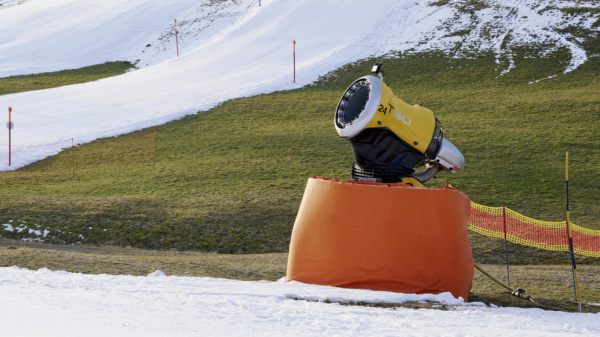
[502,206,510,286]
[293,40,296,83]
[565,151,582,312]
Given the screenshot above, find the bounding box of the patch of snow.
[28,228,41,236]
[21,237,43,242]
[0,267,598,336]
[147,270,167,277]
[0,0,31,9]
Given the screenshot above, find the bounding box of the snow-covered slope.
[1,267,598,337]
[0,0,254,77]
[0,0,598,170]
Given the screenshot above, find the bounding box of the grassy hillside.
[0,50,598,268]
[0,61,134,95]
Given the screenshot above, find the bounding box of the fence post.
[565,152,582,312]
[502,206,510,286]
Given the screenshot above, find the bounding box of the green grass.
[0,50,599,266]
[0,61,134,95]
[0,47,599,313]
[0,241,287,281]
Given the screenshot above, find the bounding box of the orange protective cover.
[286,177,473,300]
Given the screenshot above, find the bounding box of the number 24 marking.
[379,104,412,126]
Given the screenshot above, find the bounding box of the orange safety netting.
[469,202,600,257]
[0,128,156,177]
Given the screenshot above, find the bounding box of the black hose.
[474,263,564,311]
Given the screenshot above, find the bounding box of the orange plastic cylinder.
[286,177,473,300]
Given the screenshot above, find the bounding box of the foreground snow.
[1,267,598,336]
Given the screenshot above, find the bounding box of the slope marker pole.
[8,106,12,166]
[502,206,510,286]
[565,151,582,312]
[174,19,179,57]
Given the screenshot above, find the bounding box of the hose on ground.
[473,263,564,311]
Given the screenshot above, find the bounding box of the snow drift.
[1,266,598,336]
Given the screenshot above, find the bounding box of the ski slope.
[0,0,598,170]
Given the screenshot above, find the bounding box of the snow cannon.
[286,65,474,300]
[334,64,464,186]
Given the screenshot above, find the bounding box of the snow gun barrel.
[334,65,464,185]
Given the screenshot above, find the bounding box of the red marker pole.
[8,106,12,166]
[293,40,296,83]
[174,19,179,57]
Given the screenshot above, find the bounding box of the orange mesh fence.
[469,202,600,257]
[0,129,156,177]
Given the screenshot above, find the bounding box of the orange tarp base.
[286,177,474,300]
